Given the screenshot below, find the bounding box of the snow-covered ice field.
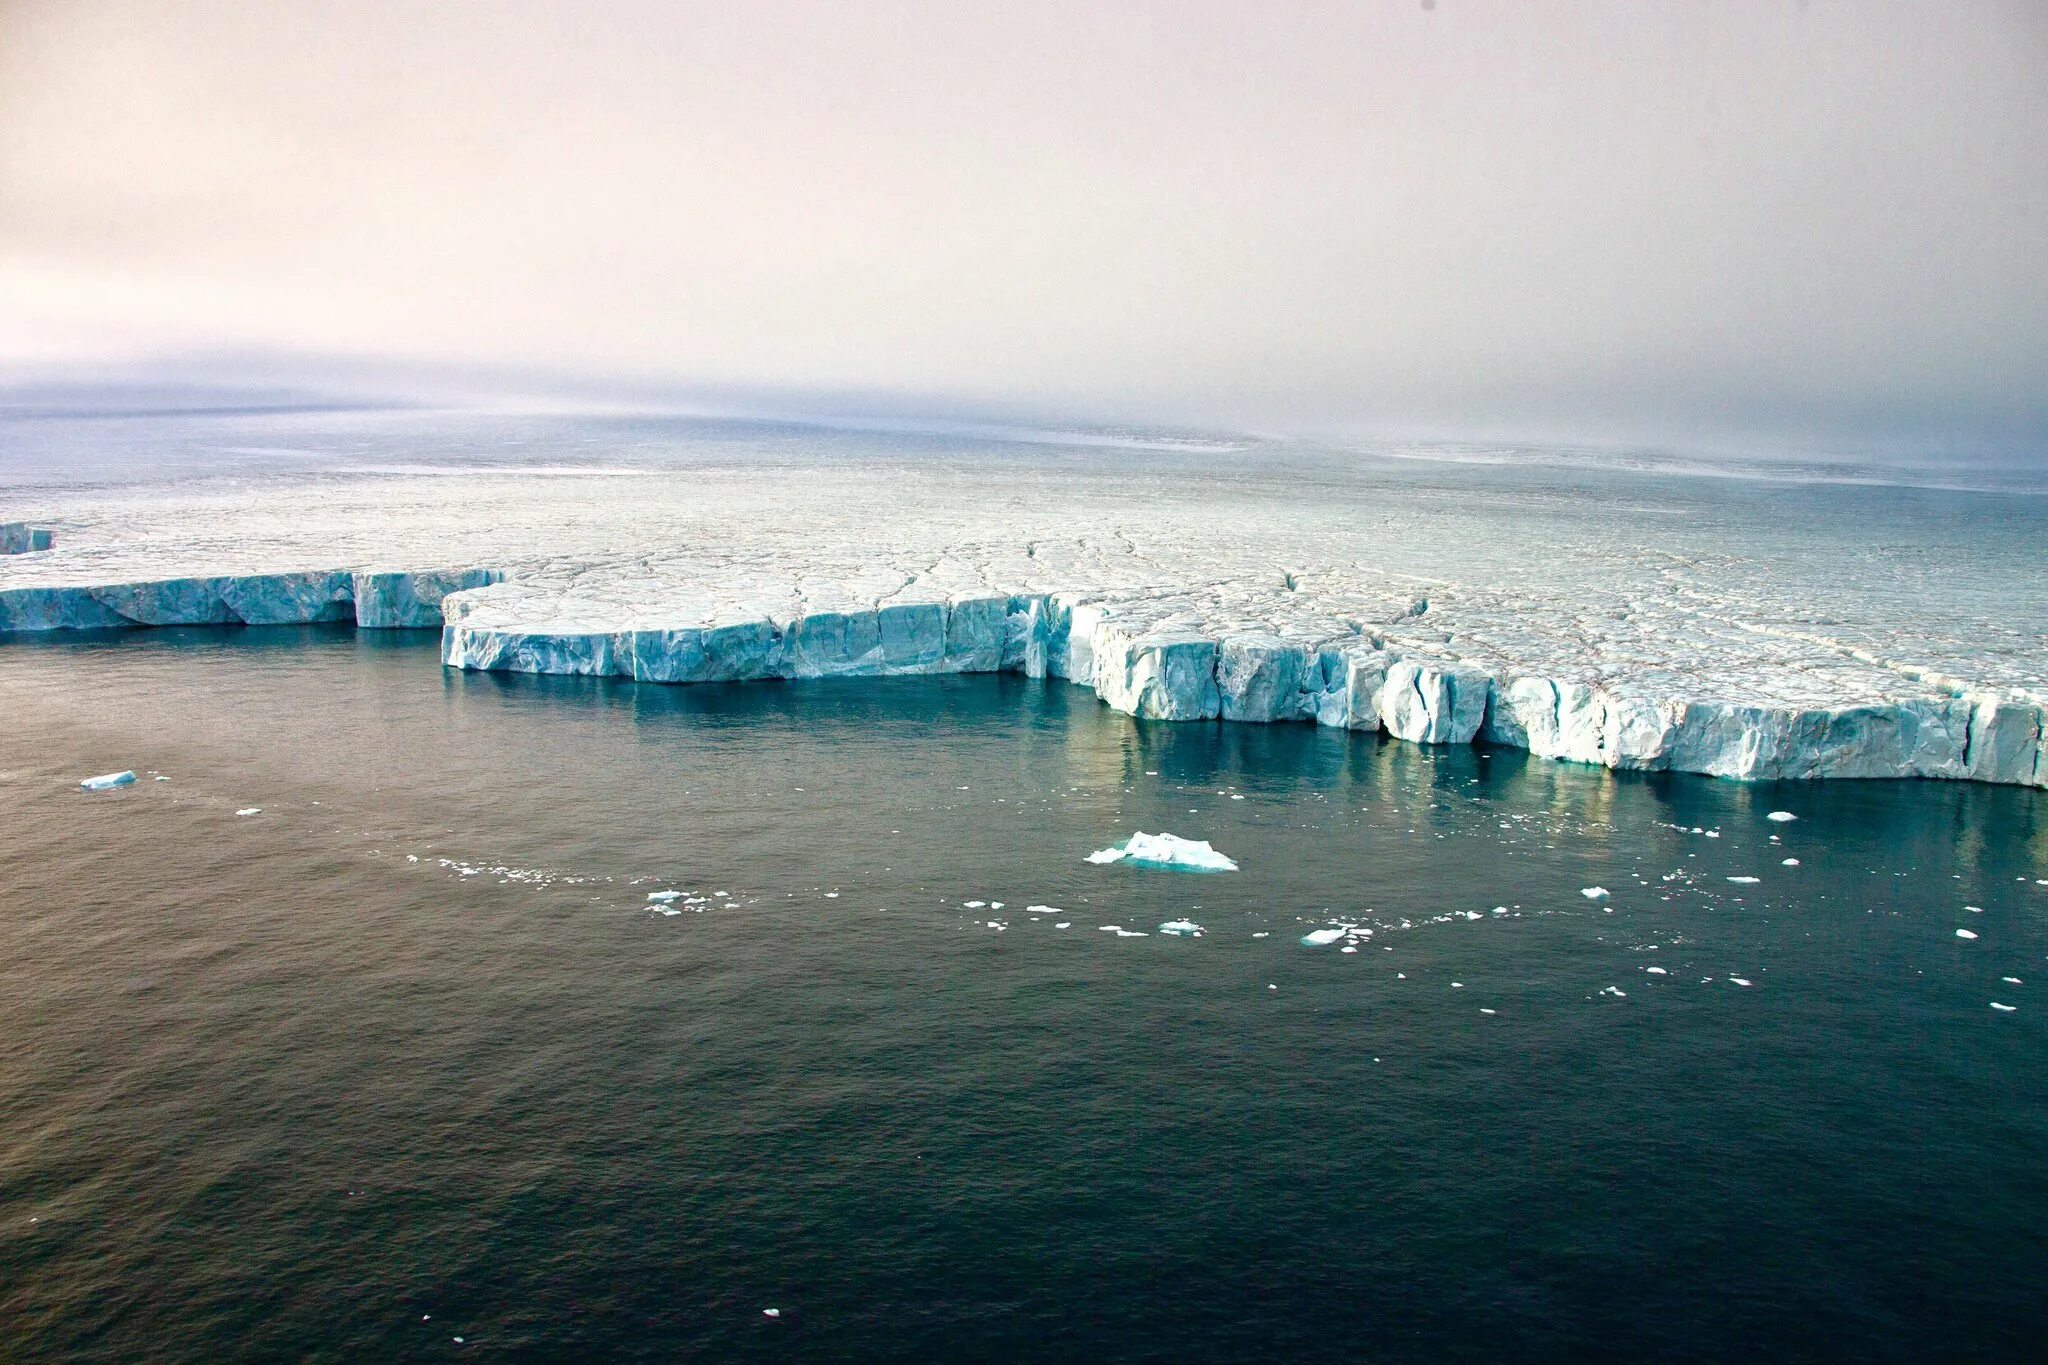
[3,407,2043,786]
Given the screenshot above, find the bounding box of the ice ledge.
[0,567,500,632]
[433,583,2046,789]
[2,566,2040,788]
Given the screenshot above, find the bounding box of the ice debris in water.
[1768,811,1798,823]
[964,900,986,908]
[1955,929,1978,940]
[80,771,136,791]
[1730,977,1754,987]
[1782,858,1800,866]
[1581,887,1609,900]
[1299,928,1348,947]
[2002,976,2023,984]
[1097,925,1148,937]
[1991,1002,2017,1012]
[235,807,261,817]
[1727,876,1761,884]
[647,890,682,902]
[1086,831,1237,872]
[1158,919,1204,936]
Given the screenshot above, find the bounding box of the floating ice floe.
[1782,858,1800,866]
[1955,929,1978,940]
[1727,876,1760,884]
[647,890,682,902]
[1158,919,1204,936]
[235,807,261,816]
[2002,976,2023,984]
[1581,886,1609,900]
[1768,811,1798,822]
[79,771,136,791]
[963,900,986,908]
[1299,927,1348,947]
[1097,925,1148,937]
[1085,831,1237,872]
[1991,1002,2017,1012]
[1730,976,1754,986]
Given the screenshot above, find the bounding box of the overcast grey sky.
[2,1,2043,450]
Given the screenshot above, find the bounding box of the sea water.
[1,625,2043,1359]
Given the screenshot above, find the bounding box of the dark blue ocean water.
[2,626,2044,1361]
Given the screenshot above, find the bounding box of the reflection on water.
[1,626,2043,1361]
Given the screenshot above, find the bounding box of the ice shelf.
[1,459,2042,788]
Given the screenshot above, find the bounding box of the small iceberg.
[1158,919,1204,937]
[1581,886,1609,900]
[1767,811,1798,823]
[1299,927,1347,947]
[80,771,136,791]
[1086,831,1237,873]
[1955,929,1978,940]
[235,807,262,817]
[1727,876,1761,884]
[647,890,682,902]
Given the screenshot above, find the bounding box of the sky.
[1,0,2044,454]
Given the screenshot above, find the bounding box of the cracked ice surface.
[1,415,2044,787]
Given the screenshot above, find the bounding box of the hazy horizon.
[3,1,2044,458]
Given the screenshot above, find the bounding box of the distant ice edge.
[1,571,2041,788]
[0,568,501,632]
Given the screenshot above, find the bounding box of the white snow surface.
[3,431,2044,788]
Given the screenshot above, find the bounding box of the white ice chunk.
[235,807,261,816]
[1767,811,1798,822]
[80,770,136,791]
[1086,831,1238,872]
[1158,919,1203,936]
[1299,927,1347,946]
[1991,1002,2017,1012]
[1581,886,1609,900]
[1727,876,1761,884]
[1955,929,1978,940]
[647,890,682,902]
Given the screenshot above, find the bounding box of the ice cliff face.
[1,523,54,554]
[1,453,2042,789]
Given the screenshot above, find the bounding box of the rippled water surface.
[2,627,2045,1360]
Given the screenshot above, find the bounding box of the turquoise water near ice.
[2,626,2044,1360]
